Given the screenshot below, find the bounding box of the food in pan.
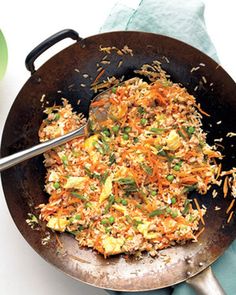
[37,70,222,257]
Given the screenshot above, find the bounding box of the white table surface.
[0,1,235,294]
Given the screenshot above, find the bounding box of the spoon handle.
[0,125,85,172]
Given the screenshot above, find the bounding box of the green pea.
[173,164,181,171]
[171,197,176,204]
[124,126,132,133]
[109,216,115,224]
[166,174,175,182]
[150,190,157,196]
[138,106,145,114]
[112,125,120,133]
[140,118,148,125]
[53,182,60,189]
[103,130,111,137]
[133,137,139,143]
[123,133,129,140]
[121,199,128,206]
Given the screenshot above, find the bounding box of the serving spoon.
[0,78,137,172]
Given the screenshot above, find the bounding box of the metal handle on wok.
[187,266,226,295]
[25,29,81,74]
[0,125,85,172]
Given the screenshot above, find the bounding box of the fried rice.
[37,73,222,257]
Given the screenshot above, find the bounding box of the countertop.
[0,1,235,294]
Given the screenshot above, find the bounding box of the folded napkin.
[100,0,236,294]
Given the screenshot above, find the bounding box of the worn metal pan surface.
[1,30,236,292]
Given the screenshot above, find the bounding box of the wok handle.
[187,266,226,295]
[0,125,85,172]
[25,29,81,74]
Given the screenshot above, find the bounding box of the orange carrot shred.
[195,227,205,239]
[93,68,105,84]
[55,234,63,248]
[227,211,234,223]
[194,198,205,225]
[196,103,210,117]
[226,199,235,214]
[223,176,229,198]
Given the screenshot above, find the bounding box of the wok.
[1,29,236,294]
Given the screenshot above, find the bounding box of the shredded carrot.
[195,227,205,239]
[221,168,236,176]
[93,68,105,84]
[226,199,235,214]
[223,176,229,198]
[194,198,205,225]
[216,163,222,179]
[90,97,107,107]
[181,176,198,185]
[55,234,63,248]
[227,211,234,223]
[196,103,210,117]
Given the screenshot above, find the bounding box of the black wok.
[1,29,236,294]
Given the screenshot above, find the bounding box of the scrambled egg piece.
[166,130,181,150]
[112,204,128,214]
[101,236,125,255]
[84,134,99,152]
[137,221,158,239]
[47,217,69,232]
[64,176,87,189]
[99,174,113,203]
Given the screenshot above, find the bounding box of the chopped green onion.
[61,155,68,165]
[150,127,165,134]
[53,182,60,189]
[117,178,136,185]
[177,129,186,139]
[158,149,167,156]
[138,106,145,114]
[149,209,164,217]
[54,113,60,121]
[141,164,153,175]
[183,185,197,193]
[166,174,175,182]
[71,192,87,201]
[75,214,81,220]
[171,197,177,204]
[182,199,192,214]
[112,87,117,94]
[102,128,110,137]
[109,153,116,166]
[109,194,115,204]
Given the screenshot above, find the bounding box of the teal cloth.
[101,1,236,294]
